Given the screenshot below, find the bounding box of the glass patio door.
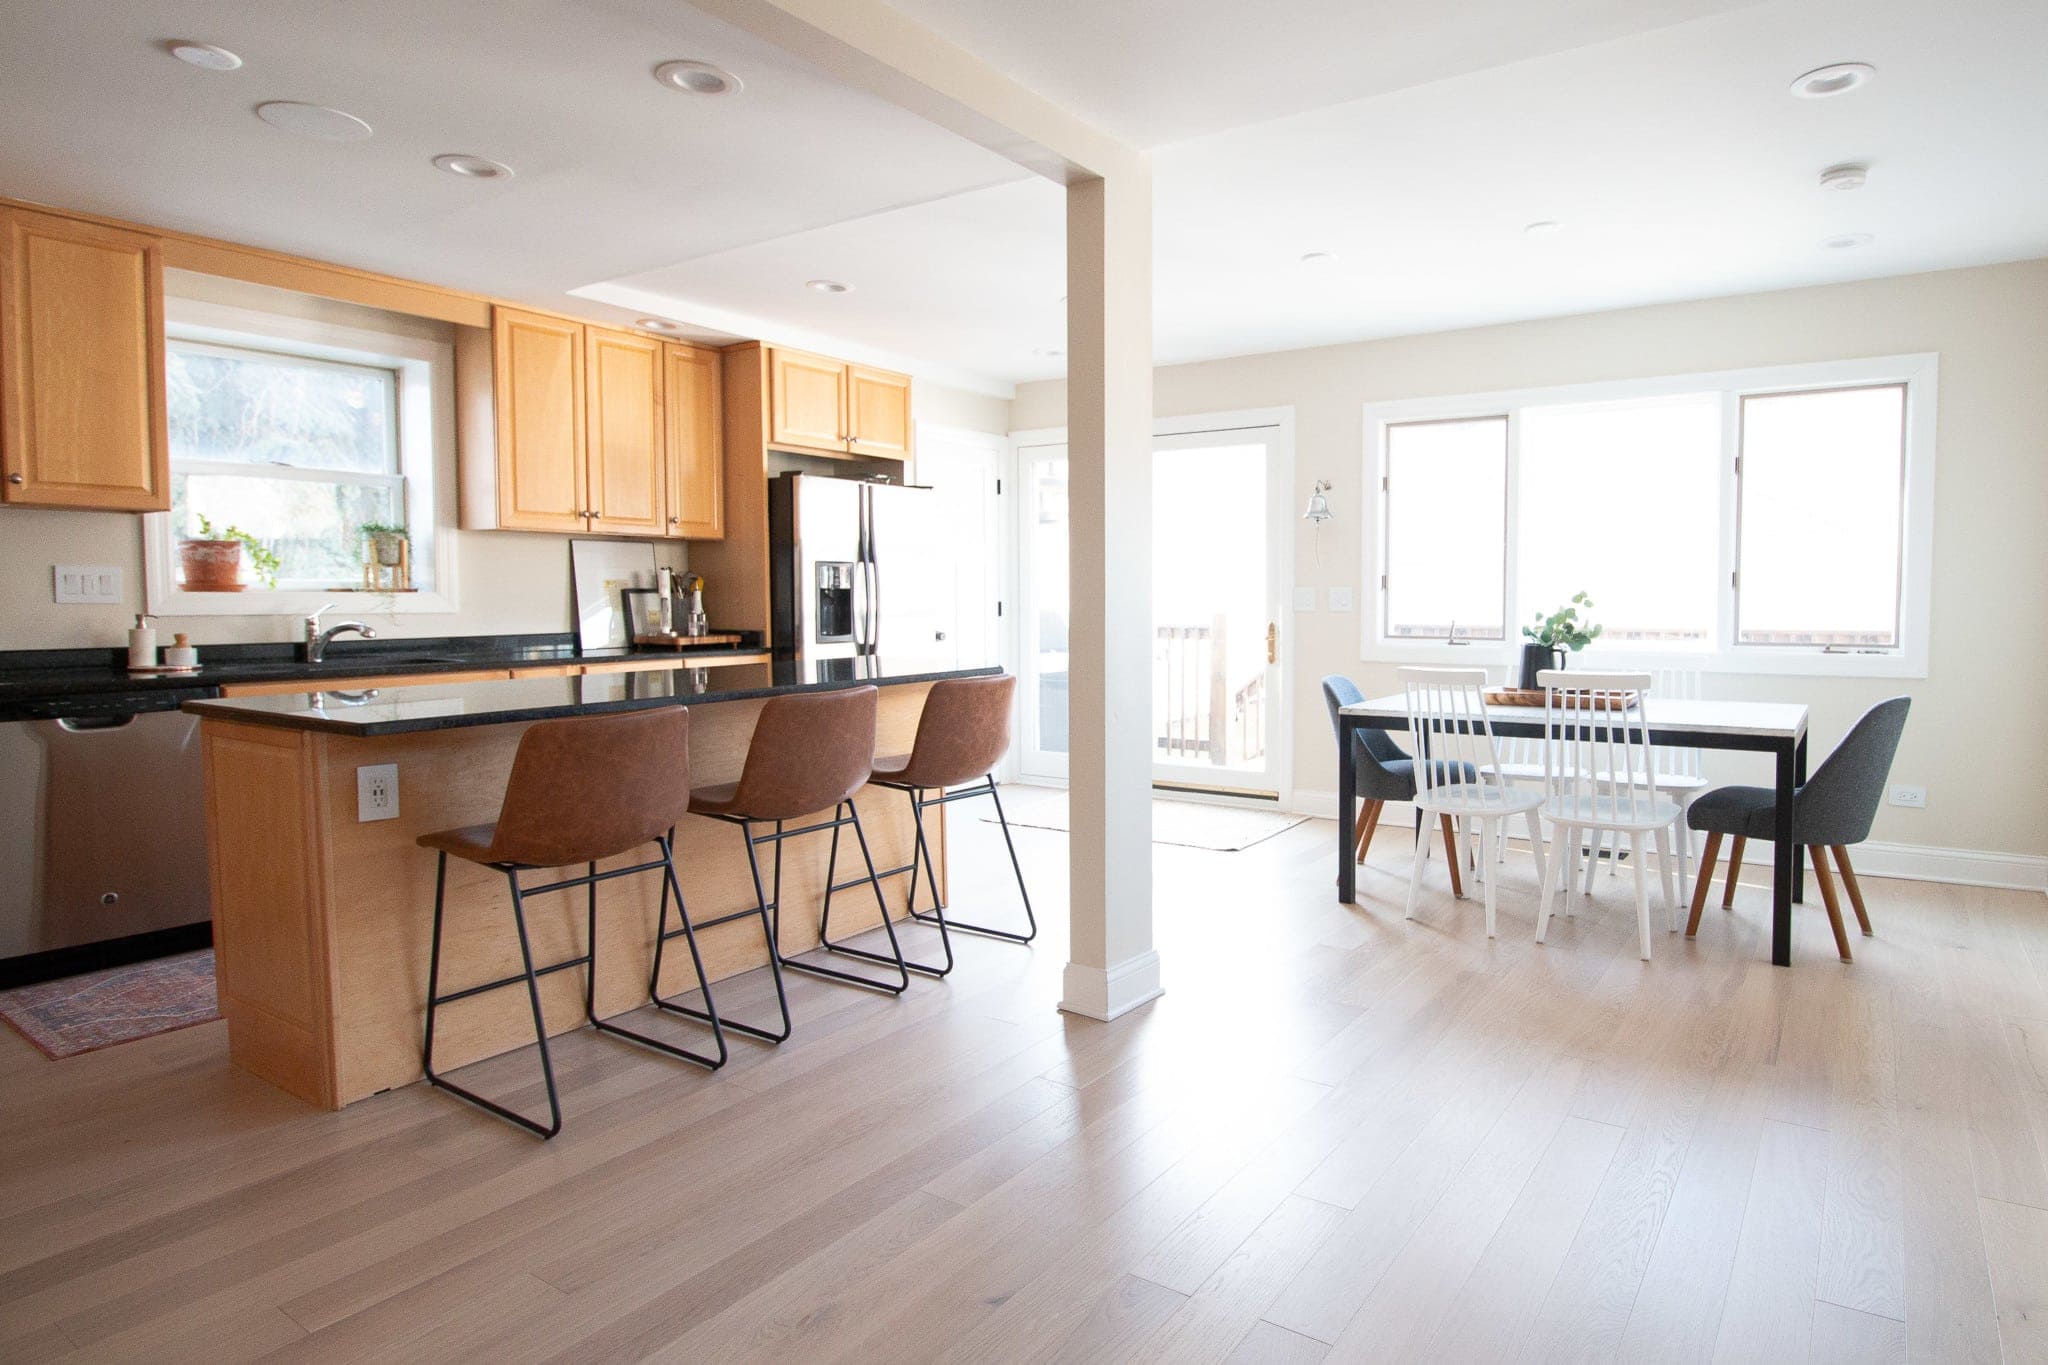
[1016,441,1070,780]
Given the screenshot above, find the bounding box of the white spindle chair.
[1399,667,1547,938]
[1585,666,1709,898]
[1534,670,1681,961]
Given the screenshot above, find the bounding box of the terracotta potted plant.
[179,515,280,592]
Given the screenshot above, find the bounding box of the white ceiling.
[3,0,2045,395]
[880,0,1764,149]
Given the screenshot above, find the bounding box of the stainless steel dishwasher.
[0,687,214,985]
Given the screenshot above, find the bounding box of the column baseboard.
[1059,951,1163,1022]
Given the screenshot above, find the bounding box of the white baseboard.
[1059,951,1164,1022]
[1291,789,2048,895]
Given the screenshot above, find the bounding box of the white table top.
[1341,693,1809,741]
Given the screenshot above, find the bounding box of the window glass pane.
[1737,384,1905,646]
[1027,457,1068,756]
[172,472,399,589]
[167,342,397,474]
[1518,394,1720,643]
[1384,417,1506,639]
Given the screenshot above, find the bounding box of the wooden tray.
[629,632,745,650]
[1485,688,1637,710]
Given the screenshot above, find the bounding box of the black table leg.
[1338,718,1358,903]
[1792,734,1809,903]
[1771,737,1797,967]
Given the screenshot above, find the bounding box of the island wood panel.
[200,721,339,1108]
[201,682,945,1108]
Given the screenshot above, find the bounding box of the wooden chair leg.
[1809,843,1853,961]
[1356,801,1384,864]
[1832,844,1872,935]
[1721,835,1746,908]
[1351,802,1372,862]
[1686,832,1723,937]
[1440,814,1464,900]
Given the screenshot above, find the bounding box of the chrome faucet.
[303,603,376,663]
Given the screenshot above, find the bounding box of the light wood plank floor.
[3,786,2044,1362]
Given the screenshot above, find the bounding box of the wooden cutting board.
[1484,688,1638,710]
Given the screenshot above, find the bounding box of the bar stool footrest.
[652,995,789,1044]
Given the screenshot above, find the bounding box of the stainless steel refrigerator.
[769,473,949,671]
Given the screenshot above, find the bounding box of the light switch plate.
[54,565,122,604]
[1327,586,1355,612]
[1291,587,1318,612]
[357,764,400,822]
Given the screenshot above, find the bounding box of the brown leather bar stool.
[676,685,907,1031]
[858,674,1034,976]
[418,706,725,1139]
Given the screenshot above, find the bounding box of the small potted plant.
[179,515,281,591]
[1519,592,1602,689]
[358,522,409,569]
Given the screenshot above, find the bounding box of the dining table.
[1336,692,1812,965]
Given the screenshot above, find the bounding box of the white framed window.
[143,298,460,616]
[1361,353,1936,677]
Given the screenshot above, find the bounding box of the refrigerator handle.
[866,487,882,655]
[851,489,869,649]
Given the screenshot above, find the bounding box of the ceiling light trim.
[655,60,742,96]
[254,101,373,142]
[1790,62,1876,98]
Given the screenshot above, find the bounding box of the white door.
[910,426,1003,668]
[1015,440,1070,781]
[1150,423,1290,800]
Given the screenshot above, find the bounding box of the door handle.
[1267,621,1277,664]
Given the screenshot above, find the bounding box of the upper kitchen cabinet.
[760,346,913,460]
[664,343,723,539]
[0,207,169,511]
[583,326,665,536]
[485,306,588,533]
[846,365,912,460]
[459,306,722,539]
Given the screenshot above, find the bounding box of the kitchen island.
[184,659,996,1109]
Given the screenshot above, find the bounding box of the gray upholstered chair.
[1684,696,1910,960]
[1322,674,1469,889]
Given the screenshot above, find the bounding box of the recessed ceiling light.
[1298,251,1336,266]
[1822,232,1876,249]
[167,41,242,71]
[655,60,742,96]
[432,153,514,180]
[1034,347,1064,358]
[1819,162,1868,191]
[1523,220,1562,237]
[806,279,851,294]
[636,318,686,335]
[1790,62,1875,98]
[255,101,372,142]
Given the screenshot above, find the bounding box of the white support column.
[1060,170,1160,1021]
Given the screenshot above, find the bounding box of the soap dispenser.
[126,614,158,670]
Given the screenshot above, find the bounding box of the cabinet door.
[491,307,588,532]
[664,343,724,539]
[0,209,168,510]
[584,326,665,535]
[767,348,847,453]
[846,365,912,460]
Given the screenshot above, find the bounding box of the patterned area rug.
[0,949,221,1060]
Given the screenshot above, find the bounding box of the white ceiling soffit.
[0,0,1025,303]
[601,0,2048,386]
[880,0,1768,148]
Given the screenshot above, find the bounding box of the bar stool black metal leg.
[786,802,911,993]
[904,780,1038,944]
[423,863,562,1139]
[821,795,951,979]
[653,823,792,1044]
[594,844,727,1069]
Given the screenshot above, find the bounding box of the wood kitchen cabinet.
[761,346,912,460]
[664,342,724,539]
[584,326,665,535]
[464,306,722,538]
[0,207,169,510]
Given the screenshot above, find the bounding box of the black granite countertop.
[179,658,999,736]
[0,631,766,720]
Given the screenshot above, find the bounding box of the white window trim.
[143,298,461,616]
[1359,353,1937,679]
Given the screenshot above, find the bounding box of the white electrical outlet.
[1889,785,1926,809]
[1327,586,1355,612]
[54,564,122,604]
[1292,586,1318,612]
[357,764,400,822]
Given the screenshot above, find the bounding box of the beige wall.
[0,273,1008,652]
[1015,258,2048,860]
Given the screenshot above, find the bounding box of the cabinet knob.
[668,515,679,525]
[6,473,22,485]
